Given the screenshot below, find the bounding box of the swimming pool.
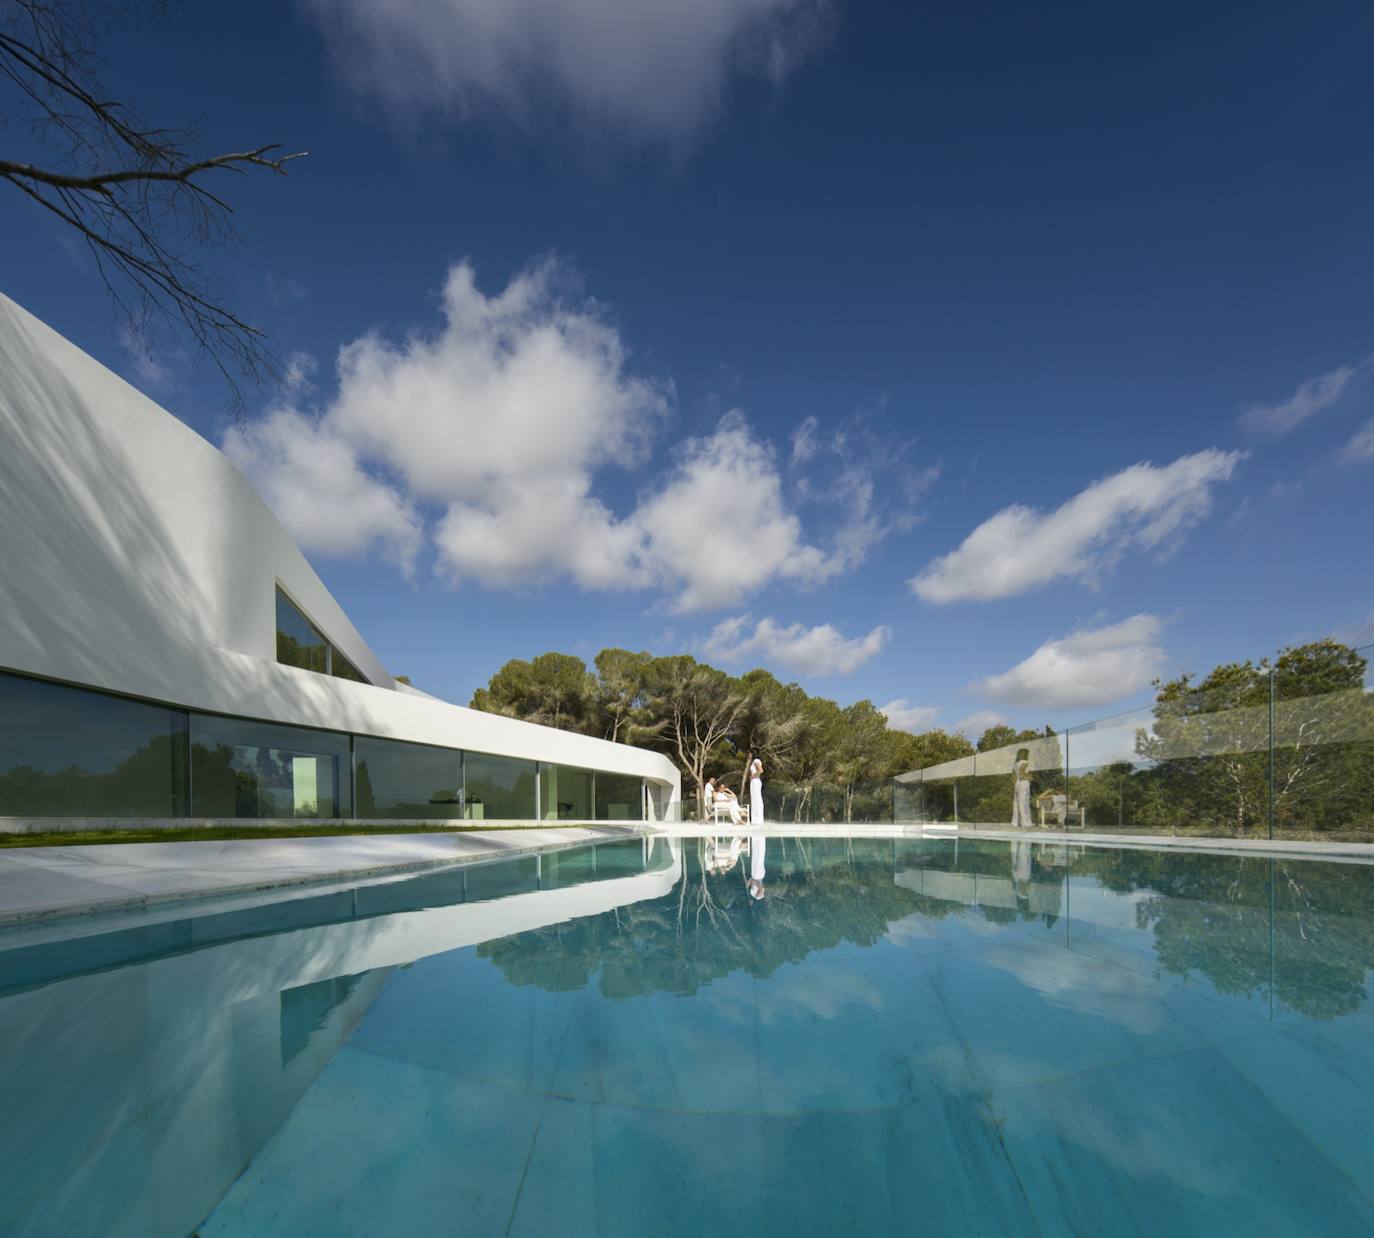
[2,834,1372,1236]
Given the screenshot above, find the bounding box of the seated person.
[713,780,743,826]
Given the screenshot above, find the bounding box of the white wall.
[0,293,679,801]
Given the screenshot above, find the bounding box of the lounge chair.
[1037,792,1087,830]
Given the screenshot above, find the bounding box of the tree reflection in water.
[477,837,1374,1023]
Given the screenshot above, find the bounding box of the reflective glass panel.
[191,714,351,819]
[1064,707,1155,832]
[354,735,462,819]
[0,671,188,816]
[539,763,592,820]
[463,752,536,820]
[594,771,642,821]
[329,648,367,684]
[275,588,327,674]
[1271,642,1374,839]
[969,733,1067,828]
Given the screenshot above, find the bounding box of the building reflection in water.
[4,833,1374,1237]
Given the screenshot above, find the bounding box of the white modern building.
[0,293,680,828]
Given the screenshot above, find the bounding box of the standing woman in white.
[1011,748,1032,829]
[749,757,764,825]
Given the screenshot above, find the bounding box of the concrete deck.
[0,826,645,928]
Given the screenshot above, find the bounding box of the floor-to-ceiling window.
[595,771,643,821]
[190,714,351,819]
[354,735,462,818]
[539,763,593,820]
[463,752,537,820]
[0,670,188,816]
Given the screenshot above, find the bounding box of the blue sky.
[5,0,1373,737]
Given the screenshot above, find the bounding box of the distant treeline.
[467,639,1374,834]
[466,648,1042,819]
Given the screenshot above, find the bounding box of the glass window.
[330,648,367,684]
[463,752,536,820]
[275,588,327,674]
[191,714,351,819]
[539,763,592,820]
[594,771,643,821]
[0,671,188,817]
[355,735,462,819]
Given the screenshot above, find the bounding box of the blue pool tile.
[992,1044,1374,1237]
[1216,1026,1374,1206]
[550,989,702,1112]
[756,1102,1041,1238]
[754,955,970,1114]
[349,948,581,1093]
[201,1047,545,1237]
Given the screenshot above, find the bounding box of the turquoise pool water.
[2,834,1373,1236]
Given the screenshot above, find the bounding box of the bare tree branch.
[1,1,307,408]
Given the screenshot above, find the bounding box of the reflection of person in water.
[1011,748,1032,829]
[747,835,767,900]
[704,835,745,875]
[1011,837,1032,910]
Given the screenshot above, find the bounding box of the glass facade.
[463,752,537,821]
[0,669,651,823]
[0,672,188,816]
[355,735,462,819]
[190,714,352,819]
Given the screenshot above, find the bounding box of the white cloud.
[879,699,941,733]
[910,449,1243,603]
[1238,358,1371,437]
[301,0,832,144]
[954,709,1009,737]
[790,411,938,571]
[223,407,423,574]
[700,614,889,676]
[324,260,669,591]
[1341,417,1374,463]
[974,614,1166,711]
[227,259,876,611]
[633,411,842,611]
[790,415,820,466]
[329,261,665,503]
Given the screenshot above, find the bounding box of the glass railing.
[673,778,898,826]
[895,643,1374,840]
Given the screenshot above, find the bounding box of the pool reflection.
[2,835,1374,1238]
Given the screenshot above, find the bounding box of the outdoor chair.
[712,800,741,825]
[1037,792,1087,830]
